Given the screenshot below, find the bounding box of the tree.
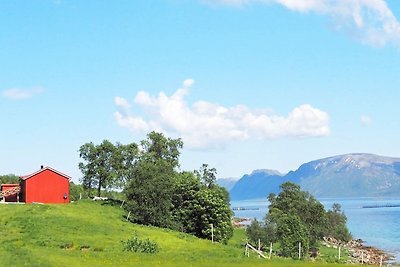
[115,142,139,186]
[325,203,352,242]
[125,157,175,227]
[261,182,352,259]
[171,171,202,232]
[124,132,183,228]
[277,214,309,259]
[0,174,19,184]
[171,169,233,244]
[246,219,264,245]
[78,140,129,197]
[190,186,233,243]
[195,163,217,188]
[123,133,233,243]
[139,131,183,168]
[268,182,327,247]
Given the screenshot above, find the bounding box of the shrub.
[122,235,159,254]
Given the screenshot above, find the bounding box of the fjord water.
[231,197,400,262]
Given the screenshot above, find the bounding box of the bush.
[122,235,159,254]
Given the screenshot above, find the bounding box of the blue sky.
[1,0,400,182]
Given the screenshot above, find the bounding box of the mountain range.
[224,153,400,200]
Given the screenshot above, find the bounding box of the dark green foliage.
[79,131,233,244]
[171,171,233,244]
[246,182,352,259]
[125,158,175,228]
[246,219,264,245]
[124,132,181,228]
[191,186,233,243]
[0,174,19,184]
[195,163,217,188]
[325,204,352,242]
[69,182,84,201]
[246,218,277,247]
[276,214,309,259]
[122,235,159,254]
[78,140,138,197]
[268,182,328,247]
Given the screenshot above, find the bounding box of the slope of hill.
[0,200,241,267]
[0,200,350,267]
[230,153,400,200]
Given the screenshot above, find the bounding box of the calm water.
[231,197,400,262]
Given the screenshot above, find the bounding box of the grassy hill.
[0,200,356,267]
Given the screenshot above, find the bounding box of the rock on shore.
[322,237,394,265]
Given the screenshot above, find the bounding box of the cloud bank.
[114,80,330,149]
[202,0,400,47]
[2,88,44,100]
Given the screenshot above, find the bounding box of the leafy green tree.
[191,186,233,243]
[246,219,264,245]
[115,142,139,186]
[325,203,352,242]
[125,157,175,227]
[171,169,233,243]
[276,214,309,259]
[140,131,183,168]
[0,174,19,184]
[124,132,182,228]
[246,217,277,248]
[69,182,84,201]
[171,171,202,232]
[195,163,217,188]
[268,182,327,247]
[122,132,233,243]
[79,140,122,197]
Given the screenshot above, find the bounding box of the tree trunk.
[97,178,102,197]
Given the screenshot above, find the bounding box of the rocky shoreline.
[322,237,395,265]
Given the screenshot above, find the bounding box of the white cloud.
[202,0,400,47]
[114,79,330,149]
[2,88,44,100]
[361,115,372,125]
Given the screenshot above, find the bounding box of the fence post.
[211,224,214,243]
[298,242,301,259]
[338,246,341,260]
[361,251,364,264]
[269,243,273,259]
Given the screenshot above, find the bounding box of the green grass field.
[0,200,360,267]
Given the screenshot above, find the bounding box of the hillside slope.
[0,200,353,267]
[0,201,242,267]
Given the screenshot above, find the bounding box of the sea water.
[231,197,400,262]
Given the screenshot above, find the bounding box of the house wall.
[23,169,69,204]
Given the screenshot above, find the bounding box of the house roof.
[1,184,19,187]
[20,166,71,181]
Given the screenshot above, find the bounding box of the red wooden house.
[19,166,71,204]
